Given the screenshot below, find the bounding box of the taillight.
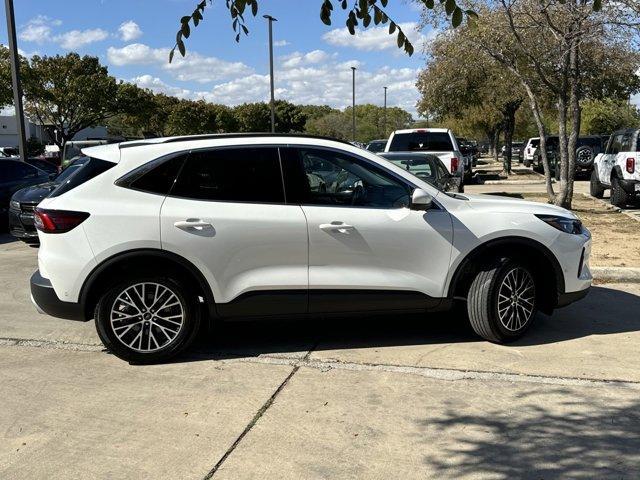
[626,157,635,174]
[34,208,89,234]
[451,157,459,173]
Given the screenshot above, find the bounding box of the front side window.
[171,147,284,203]
[281,147,411,209]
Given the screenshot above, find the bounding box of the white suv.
[30,134,592,363]
[591,128,640,207]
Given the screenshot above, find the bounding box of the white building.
[0,115,107,147]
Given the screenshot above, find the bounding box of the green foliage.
[581,99,640,135]
[306,104,412,142]
[233,102,271,132]
[0,45,13,107]
[22,53,120,148]
[171,0,478,62]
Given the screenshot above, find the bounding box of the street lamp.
[383,86,388,138]
[263,14,277,133]
[351,66,356,142]
[4,0,27,162]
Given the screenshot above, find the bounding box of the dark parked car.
[1,159,51,232]
[8,157,89,243]
[501,142,525,163]
[365,139,387,153]
[25,157,59,175]
[458,137,479,166]
[379,152,463,193]
[531,135,604,178]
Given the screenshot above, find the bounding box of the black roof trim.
[119,133,352,149]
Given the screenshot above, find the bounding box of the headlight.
[535,214,583,234]
[10,200,20,210]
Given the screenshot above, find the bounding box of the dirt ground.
[523,193,640,268]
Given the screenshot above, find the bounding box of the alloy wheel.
[109,282,184,353]
[497,267,535,332]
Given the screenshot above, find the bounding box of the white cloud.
[273,40,290,47]
[322,22,431,52]
[19,16,61,43]
[118,21,142,41]
[280,50,334,68]
[54,29,109,49]
[140,52,421,117]
[107,43,253,83]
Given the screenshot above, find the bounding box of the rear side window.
[388,132,453,152]
[49,157,115,198]
[171,147,284,203]
[122,154,187,195]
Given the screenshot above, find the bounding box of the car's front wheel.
[95,276,201,363]
[467,259,537,343]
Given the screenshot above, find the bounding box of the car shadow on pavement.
[0,233,17,245]
[182,286,640,362]
[418,388,640,478]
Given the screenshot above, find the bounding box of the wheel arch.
[447,236,565,314]
[80,249,216,321]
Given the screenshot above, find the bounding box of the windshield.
[366,141,386,153]
[379,153,446,193]
[53,157,90,183]
[388,132,454,152]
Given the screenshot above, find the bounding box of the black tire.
[524,159,531,168]
[95,276,201,363]
[467,259,537,343]
[590,169,605,198]
[554,166,561,181]
[576,145,594,167]
[610,176,629,208]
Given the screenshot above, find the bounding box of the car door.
[160,146,309,316]
[280,146,454,313]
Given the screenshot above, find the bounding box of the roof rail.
[119,132,352,149]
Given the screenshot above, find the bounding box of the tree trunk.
[492,130,500,163]
[501,101,521,175]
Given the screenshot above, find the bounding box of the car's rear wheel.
[610,176,629,208]
[95,276,201,363]
[467,259,537,343]
[590,169,605,198]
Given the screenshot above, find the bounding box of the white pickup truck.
[384,128,469,182]
[590,128,640,207]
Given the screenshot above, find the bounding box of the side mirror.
[411,188,433,211]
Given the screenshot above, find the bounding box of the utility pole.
[351,66,356,142]
[263,15,277,133]
[4,0,28,162]
[383,86,388,138]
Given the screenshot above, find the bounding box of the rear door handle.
[174,219,213,230]
[319,222,355,232]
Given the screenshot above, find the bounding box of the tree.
[0,45,14,107]
[171,0,475,63]
[438,0,640,208]
[416,30,525,172]
[581,98,640,135]
[22,53,120,148]
[233,102,271,132]
[274,100,307,132]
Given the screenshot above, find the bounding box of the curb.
[480,180,547,185]
[591,267,640,284]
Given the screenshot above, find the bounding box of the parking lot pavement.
[2,233,640,479]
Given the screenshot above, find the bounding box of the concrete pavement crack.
[202,342,319,479]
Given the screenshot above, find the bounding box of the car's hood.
[11,182,57,204]
[461,193,576,218]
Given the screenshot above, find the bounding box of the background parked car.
[457,137,479,166]
[365,139,387,153]
[9,156,90,243]
[531,135,604,178]
[1,159,51,231]
[502,141,524,163]
[61,139,109,168]
[0,146,19,157]
[379,152,464,193]
[523,137,540,166]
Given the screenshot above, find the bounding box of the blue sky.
[1,0,435,117]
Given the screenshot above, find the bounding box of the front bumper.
[556,286,590,308]
[8,207,39,243]
[30,270,86,321]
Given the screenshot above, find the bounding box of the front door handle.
[319,222,355,233]
[174,219,213,231]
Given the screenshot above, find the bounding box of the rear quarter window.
[49,157,115,198]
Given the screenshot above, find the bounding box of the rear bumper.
[618,178,640,195]
[30,270,87,321]
[556,286,590,308]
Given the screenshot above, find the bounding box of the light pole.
[383,86,388,138]
[351,66,356,142]
[263,14,277,133]
[4,0,27,162]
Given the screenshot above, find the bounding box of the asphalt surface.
[2,227,640,479]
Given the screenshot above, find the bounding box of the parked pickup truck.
[590,128,640,207]
[385,128,469,182]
